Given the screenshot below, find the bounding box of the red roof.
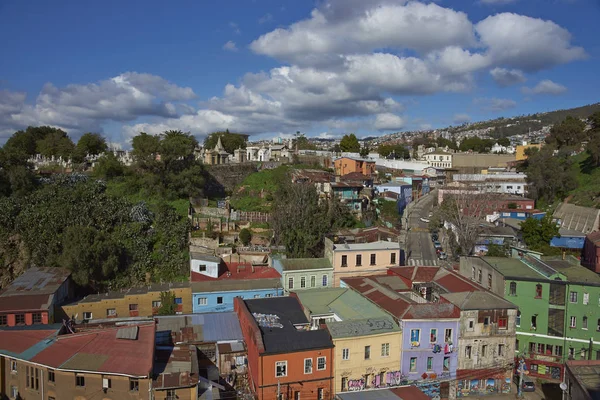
[191,263,281,282]
[0,329,57,354]
[390,385,430,399]
[435,273,480,293]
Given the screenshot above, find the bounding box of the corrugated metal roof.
[0,267,70,296]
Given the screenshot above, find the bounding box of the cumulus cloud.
[453,113,471,124]
[475,13,586,71]
[375,113,405,131]
[223,41,238,52]
[489,67,526,86]
[522,79,567,95]
[474,97,517,111]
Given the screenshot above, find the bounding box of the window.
[597,319,600,332]
[199,265,207,272]
[317,357,326,370]
[341,255,348,267]
[478,269,482,283]
[427,357,433,371]
[465,346,472,359]
[304,358,313,374]
[391,252,396,264]
[300,276,306,288]
[481,345,487,357]
[26,366,39,390]
[276,361,287,377]
[535,284,543,298]
[322,274,328,287]
[311,275,316,288]
[0,315,6,326]
[364,345,371,360]
[15,314,25,325]
[265,293,273,298]
[342,348,350,360]
[48,369,55,383]
[197,297,207,306]
[472,266,476,280]
[488,274,492,289]
[107,308,116,317]
[174,297,182,304]
[570,291,578,303]
[570,316,577,328]
[166,389,176,400]
[555,346,563,356]
[410,329,420,343]
[583,316,588,330]
[288,276,294,289]
[430,329,437,343]
[498,344,505,357]
[444,329,453,342]
[531,315,537,330]
[11,386,17,399]
[370,253,376,265]
[103,377,111,389]
[130,379,139,391]
[516,311,521,327]
[217,297,224,304]
[83,312,92,320]
[569,347,575,358]
[32,313,42,324]
[443,357,450,372]
[76,375,85,387]
[468,319,475,331]
[10,360,17,373]
[129,304,138,311]
[498,317,508,329]
[381,343,390,357]
[409,357,417,372]
[597,350,600,361]
[294,391,300,400]
[529,342,536,352]
[152,300,161,308]
[356,254,362,266]
[537,343,545,354]
[584,293,590,305]
[318,388,324,400]
[484,316,490,326]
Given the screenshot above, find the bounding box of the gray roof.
[442,291,517,311]
[71,282,190,304]
[190,253,221,263]
[191,278,281,293]
[558,228,587,237]
[0,267,70,297]
[155,313,243,343]
[554,203,600,234]
[499,218,523,231]
[327,317,399,339]
[275,258,333,271]
[333,240,400,251]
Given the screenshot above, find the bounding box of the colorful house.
[582,231,600,273]
[234,296,335,400]
[295,288,402,394]
[271,257,334,294]
[334,157,376,177]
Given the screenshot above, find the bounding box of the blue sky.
[0,0,598,145]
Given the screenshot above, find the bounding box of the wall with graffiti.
[456,377,511,397]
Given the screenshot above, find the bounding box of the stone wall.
[205,163,258,194]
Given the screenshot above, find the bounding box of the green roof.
[296,288,347,315]
[278,258,333,271]
[543,257,600,285]
[482,257,545,279]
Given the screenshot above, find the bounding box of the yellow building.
[296,288,402,394]
[60,282,192,321]
[515,143,543,161]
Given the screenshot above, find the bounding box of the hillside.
[568,152,600,208]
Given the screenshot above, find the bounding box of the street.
[405,191,439,267]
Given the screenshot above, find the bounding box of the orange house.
[235,296,335,400]
[334,157,376,177]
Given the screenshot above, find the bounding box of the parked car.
[438,252,448,260]
[514,375,535,393]
[434,241,442,249]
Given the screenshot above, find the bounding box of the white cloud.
[479,0,517,4]
[522,79,567,95]
[229,21,241,34]
[258,13,273,24]
[489,67,526,86]
[374,113,405,131]
[474,97,517,111]
[453,113,471,124]
[223,41,238,52]
[475,13,587,71]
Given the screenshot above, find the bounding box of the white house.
[190,253,221,278]
[424,151,453,168]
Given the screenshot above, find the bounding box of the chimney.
[562,251,566,261]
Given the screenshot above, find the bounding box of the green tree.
[436,137,458,150]
[497,137,511,147]
[75,133,108,161]
[587,112,600,166]
[204,130,247,153]
[239,228,252,246]
[359,144,370,158]
[521,215,559,252]
[93,153,125,179]
[486,244,508,257]
[131,132,161,167]
[459,136,494,153]
[378,144,409,159]
[160,130,198,170]
[339,134,360,152]
[292,132,318,151]
[36,129,75,159]
[157,291,177,315]
[520,146,576,203]
[546,116,586,149]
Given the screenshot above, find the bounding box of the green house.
[460,251,600,382]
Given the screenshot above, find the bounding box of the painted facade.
[192,287,281,313]
[334,157,376,177]
[271,257,334,295]
[582,231,600,273]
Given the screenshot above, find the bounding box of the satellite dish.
[559,382,568,391]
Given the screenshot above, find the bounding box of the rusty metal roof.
[153,345,199,389]
[0,267,71,312]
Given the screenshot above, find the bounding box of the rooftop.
[244,297,333,354]
[0,267,71,312]
[566,360,600,400]
[442,291,516,311]
[543,257,600,285]
[0,323,155,377]
[554,202,600,234]
[340,172,372,181]
[274,257,333,272]
[189,253,222,264]
[336,156,375,163]
[153,344,199,390]
[482,256,543,279]
[336,386,429,400]
[588,230,600,245]
[65,282,189,305]
[155,313,244,344]
[333,240,401,252]
[191,262,281,283]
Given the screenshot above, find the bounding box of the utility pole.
[517,357,527,398]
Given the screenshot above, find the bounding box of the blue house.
[550,228,587,249]
[191,261,283,313]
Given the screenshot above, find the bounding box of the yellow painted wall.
[331,248,400,286]
[61,286,192,320]
[332,331,402,393]
[515,144,542,161]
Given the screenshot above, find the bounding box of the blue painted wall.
[193,288,282,313]
[499,211,545,220]
[550,235,585,249]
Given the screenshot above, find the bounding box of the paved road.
[405,192,439,267]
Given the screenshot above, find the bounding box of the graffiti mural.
[347,379,365,391]
[456,377,512,397]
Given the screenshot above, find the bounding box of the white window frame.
[197,297,208,306]
[83,312,92,320]
[152,300,162,308]
[584,292,589,305]
[583,316,588,330]
[300,276,306,289]
[322,274,328,287]
[10,360,17,373]
[342,348,349,360]
[317,356,326,371]
[430,328,438,343]
[570,291,578,303]
[444,328,453,342]
[409,357,417,372]
[304,358,313,374]
[275,361,287,377]
[570,316,577,328]
[381,343,390,357]
[426,356,434,371]
[310,275,316,288]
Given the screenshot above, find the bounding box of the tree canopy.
[378,143,410,159]
[521,215,559,253]
[339,134,360,152]
[459,136,494,153]
[546,116,586,149]
[204,130,246,154]
[293,132,317,151]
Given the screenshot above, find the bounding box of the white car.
[420,217,430,223]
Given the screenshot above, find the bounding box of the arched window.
[516,311,521,327]
[535,284,543,298]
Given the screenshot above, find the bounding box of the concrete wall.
[331,246,401,287]
[458,257,506,297]
[333,331,402,393]
[192,288,281,313]
[190,258,220,278]
[283,269,333,294]
[452,153,516,169]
